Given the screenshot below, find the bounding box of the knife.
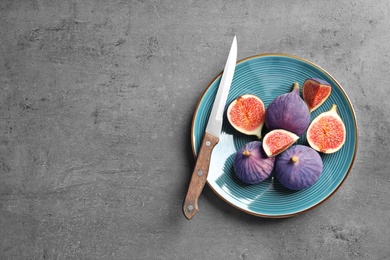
[183,36,237,220]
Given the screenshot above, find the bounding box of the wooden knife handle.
[183,132,219,220]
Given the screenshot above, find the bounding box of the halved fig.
[307,104,346,154]
[227,94,265,138]
[262,129,299,157]
[302,78,332,113]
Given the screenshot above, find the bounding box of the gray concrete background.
[0,0,389,259]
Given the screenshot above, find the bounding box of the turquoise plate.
[191,54,358,218]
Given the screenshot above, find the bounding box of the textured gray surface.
[1,0,389,259]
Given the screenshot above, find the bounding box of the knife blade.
[183,36,237,220]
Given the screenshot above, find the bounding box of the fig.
[302,78,332,112]
[227,94,265,138]
[234,141,275,184]
[265,83,310,136]
[306,104,346,154]
[274,145,323,190]
[262,129,299,157]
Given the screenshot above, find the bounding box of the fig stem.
[330,104,338,113]
[243,150,250,156]
[291,156,299,163]
[292,82,300,92]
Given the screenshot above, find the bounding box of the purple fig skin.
[234,141,275,184]
[265,83,311,136]
[274,145,323,190]
[309,78,330,86]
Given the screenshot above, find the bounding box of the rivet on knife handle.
[183,132,219,220]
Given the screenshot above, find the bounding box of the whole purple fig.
[234,141,275,184]
[274,145,323,190]
[265,83,310,136]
